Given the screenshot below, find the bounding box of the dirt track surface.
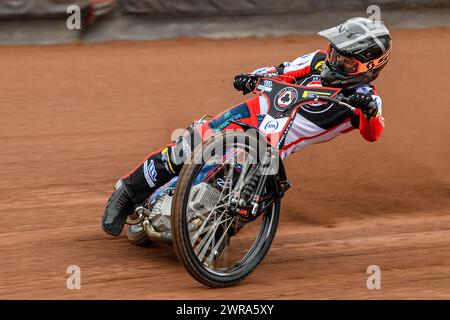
[0,28,449,299]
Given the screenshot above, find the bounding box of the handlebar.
[251,75,377,113]
[313,95,355,112]
[312,95,377,113]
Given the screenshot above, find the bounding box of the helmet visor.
[326,44,392,76]
[327,45,358,74]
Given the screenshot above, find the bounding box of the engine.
[188,182,222,216]
[147,182,222,233]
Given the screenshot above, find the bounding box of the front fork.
[232,148,291,220]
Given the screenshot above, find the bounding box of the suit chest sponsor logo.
[299,74,322,86]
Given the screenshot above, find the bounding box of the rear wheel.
[171,131,281,287]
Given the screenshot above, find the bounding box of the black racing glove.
[233,74,257,95]
[348,93,378,117]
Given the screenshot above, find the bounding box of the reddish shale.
[0,28,449,298]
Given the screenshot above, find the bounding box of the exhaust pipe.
[126,206,149,225]
[143,220,172,244]
[132,206,203,245]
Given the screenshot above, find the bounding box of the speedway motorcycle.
[125,76,360,287]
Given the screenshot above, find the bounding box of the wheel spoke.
[192,152,241,260]
[190,188,229,244]
[189,165,234,245]
[195,209,227,261]
[183,142,277,278]
[206,216,236,265]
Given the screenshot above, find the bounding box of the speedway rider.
[102,17,392,236]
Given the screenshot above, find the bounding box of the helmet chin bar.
[321,62,374,89]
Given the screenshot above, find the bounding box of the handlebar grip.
[315,95,334,103]
[315,95,344,105]
[313,95,355,112]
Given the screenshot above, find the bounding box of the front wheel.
[171,131,281,287]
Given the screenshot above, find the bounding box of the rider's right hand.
[233,74,257,95]
[348,93,379,117]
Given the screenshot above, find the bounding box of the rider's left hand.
[233,74,257,95]
[348,93,378,117]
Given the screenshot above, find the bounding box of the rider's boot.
[102,179,136,236]
[101,122,202,236]
[102,143,185,236]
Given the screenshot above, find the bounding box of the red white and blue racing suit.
[122,50,385,202]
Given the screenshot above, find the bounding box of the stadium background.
[0,0,449,298]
